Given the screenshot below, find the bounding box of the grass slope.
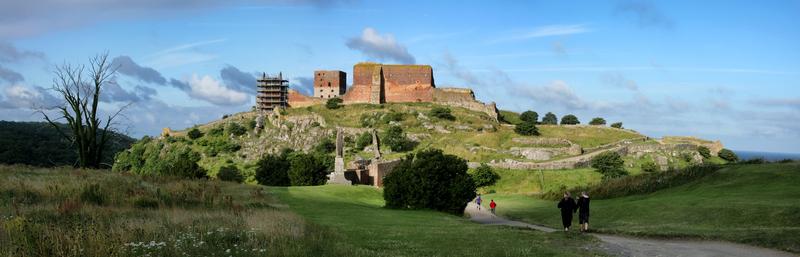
[273,185,605,256]
[484,162,800,254]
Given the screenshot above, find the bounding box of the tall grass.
[0,164,345,256]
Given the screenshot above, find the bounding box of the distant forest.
[0,121,137,168]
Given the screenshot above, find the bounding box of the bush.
[382,112,404,124]
[718,148,738,163]
[222,114,229,119]
[591,151,628,179]
[356,132,373,150]
[541,112,558,125]
[610,122,623,129]
[168,157,208,179]
[589,117,606,126]
[217,164,244,183]
[641,160,658,173]
[288,153,329,186]
[325,97,344,109]
[472,164,500,188]
[381,125,409,152]
[513,121,540,136]
[208,126,224,137]
[560,114,580,125]
[248,119,257,130]
[520,111,538,123]
[187,128,204,139]
[681,152,694,162]
[697,146,711,159]
[383,149,476,215]
[429,107,455,120]
[315,138,335,153]
[254,148,293,186]
[227,123,247,137]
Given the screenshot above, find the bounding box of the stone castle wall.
[662,136,723,156]
[287,89,327,108]
[431,88,500,120]
[368,158,403,187]
[314,70,346,99]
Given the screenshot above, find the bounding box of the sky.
[0,0,798,154]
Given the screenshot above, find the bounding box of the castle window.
[328,82,331,87]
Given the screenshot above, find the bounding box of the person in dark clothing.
[557,191,577,231]
[576,191,590,233]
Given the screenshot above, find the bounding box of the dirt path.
[465,202,795,257]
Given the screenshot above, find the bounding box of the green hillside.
[0,121,136,168]
[484,162,800,254]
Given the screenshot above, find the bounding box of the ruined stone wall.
[583,137,646,152]
[368,158,403,187]
[468,159,591,170]
[340,84,372,103]
[313,70,346,99]
[431,88,500,120]
[382,65,433,89]
[509,145,583,160]
[661,136,723,156]
[512,138,574,145]
[287,89,327,108]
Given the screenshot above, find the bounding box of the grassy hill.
[0,121,136,168]
[483,162,800,254]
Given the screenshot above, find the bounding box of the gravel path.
[466,202,796,257]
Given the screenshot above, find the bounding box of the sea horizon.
[730,150,800,162]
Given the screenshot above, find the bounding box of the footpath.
[465,202,796,257]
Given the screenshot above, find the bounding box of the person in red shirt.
[489,200,497,218]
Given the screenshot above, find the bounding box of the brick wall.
[313,70,347,99]
[287,89,327,108]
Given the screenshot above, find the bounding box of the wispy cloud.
[142,39,227,60]
[501,67,800,74]
[751,97,800,110]
[491,24,590,44]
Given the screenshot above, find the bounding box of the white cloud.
[517,80,588,109]
[493,24,590,44]
[598,72,638,90]
[345,27,416,64]
[185,74,250,106]
[665,96,693,112]
[0,85,54,109]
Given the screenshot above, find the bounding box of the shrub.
[288,153,329,186]
[560,114,580,125]
[519,111,538,123]
[187,128,204,139]
[382,112,404,124]
[383,149,476,215]
[589,117,606,126]
[739,157,766,165]
[254,149,293,186]
[356,132,373,150]
[208,126,224,137]
[222,114,229,119]
[718,148,738,163]
[311,121,320,128]
[381,125,409,152]
[610,122,623,129]
[472,164,500,188]
[168,157,208,179]
[696,146,711,159]
[429,107,455,120]
[591,151,628,179]
[325,97,344,109]
[681,152,694,162]
[217,164,244,183]
[315,138,335,153]
[513,121,540,136]
[227,123,247,137]
[248,119,257,130]
[541,112,558,125]
[641,160,658,173]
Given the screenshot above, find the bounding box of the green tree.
[254,148,293,186]
[35,52,133,169]
[513,121,540,136]
[381,125,409,152]
[610,122,623,129]
[248,119,257,130]
[641,160,658,173]
[429,107,455,120]
[472,164,500,188]
[356,131,373,150]
[315,138,335,153]
[167,157,208,179]
[288,153,329,186]
[541,112,558,125]
[227,123,247,137]
[589,117,606,126]
[560,114,580,125]
[697,146,711,159]
[520,111,539,123]
[187,128,204,140]
[383,149,476,215]
[718,148,739,163]
[325,97,344,109]
[217,164,244,183]
[591,151,628,179]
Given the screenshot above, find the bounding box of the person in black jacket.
[557,191,577,231]
[576,191,590,233]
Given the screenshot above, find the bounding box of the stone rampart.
[583,137,646,152]
[661,136,723,156]
[431,87,499,121]
[368,158,403,187]
[512,138,574,145]
[287,89,327,108]
[469,159,591,170]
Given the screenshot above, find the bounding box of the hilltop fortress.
[280,62,500,120]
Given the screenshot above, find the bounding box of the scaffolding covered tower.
[256,72,289,112]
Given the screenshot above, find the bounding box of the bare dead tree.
[34,52,133,169]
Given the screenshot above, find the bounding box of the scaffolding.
[256,72,289,112]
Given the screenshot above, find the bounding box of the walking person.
[557,191,576,231]
[576,191,590,233]
[489,200,497,218]
[476,196,482,210]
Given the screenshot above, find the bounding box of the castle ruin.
[314,70,347,99]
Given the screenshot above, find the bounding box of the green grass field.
[272,185,605,256]
[484,162,800,254]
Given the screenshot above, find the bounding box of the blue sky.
[0,0,798,154]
